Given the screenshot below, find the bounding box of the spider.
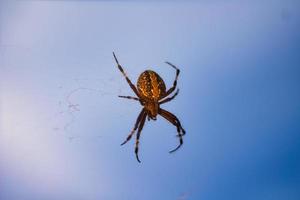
[113,52,186,163]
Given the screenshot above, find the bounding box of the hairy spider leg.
[121,109,145,146]
[161,108,186,136]
[113,52,141,98]
[135,111,147,163]
[118,95,139,101]
[159,89,179,105]
[160,61,180,99]
[159,108,186,153]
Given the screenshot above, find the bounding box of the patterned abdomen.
[137,70,166,100]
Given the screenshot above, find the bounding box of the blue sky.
[1,1,300,200]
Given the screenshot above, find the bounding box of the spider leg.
[159,89,179,105]
[135,111,147,163]
[160,61,180,99]
[162,108,186,136]
[113,52,141,98]
[158,108,186,153]
[121,108,145,145]
[118,95,139,101]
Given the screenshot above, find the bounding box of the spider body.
[113,52,186,163]
[137,70,166,101]
[137,70,166,120]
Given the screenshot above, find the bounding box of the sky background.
[1,0,300,200]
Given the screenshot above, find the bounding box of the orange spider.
[113,52,186,163]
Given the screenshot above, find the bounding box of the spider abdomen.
[137,70,166,100]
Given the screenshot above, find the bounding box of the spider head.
[145,101,158,120]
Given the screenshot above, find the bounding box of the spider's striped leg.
[118,95,139,101]
[113,52,140,98]
[161,108,186,135]
[159,89,179,105]
[135,111,147,163]
[161,61,180,99]
[158,108,186,153]
[121,109,145,146]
